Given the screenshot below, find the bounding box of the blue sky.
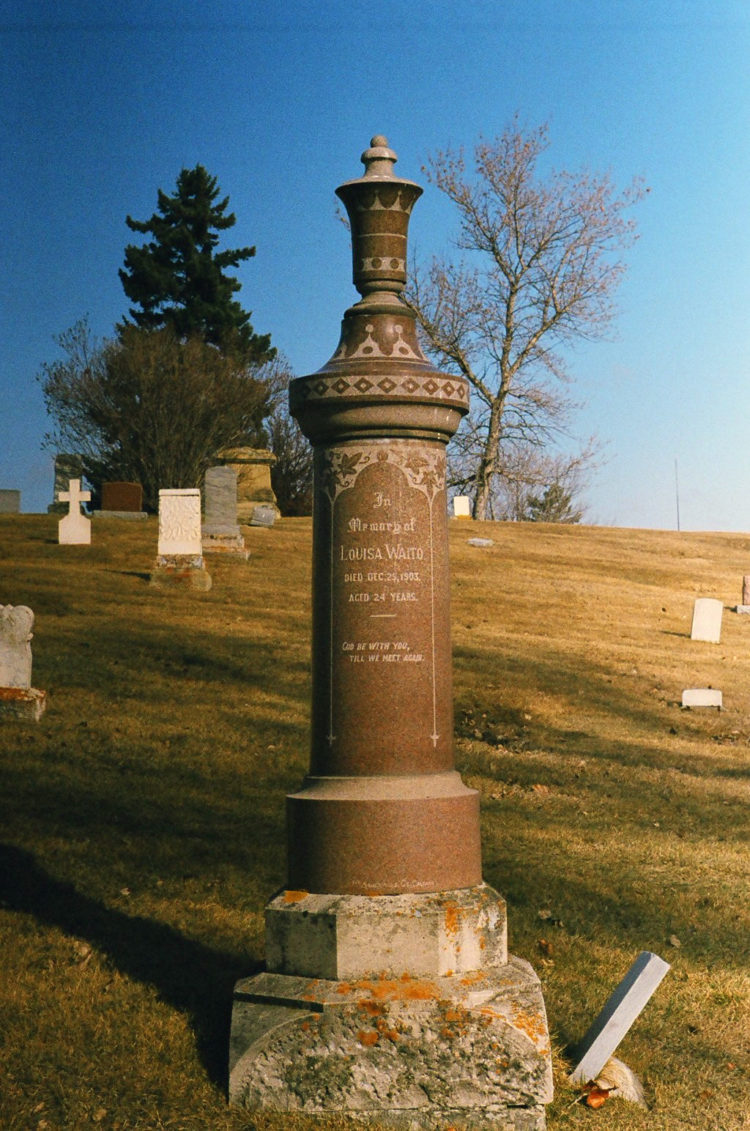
[2,0,749,528]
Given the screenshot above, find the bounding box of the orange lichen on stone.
[443,904,461,936]
[0,687,31,701]
[509,1006,549,1045]
[302,980,321,1000]
[283,889,309,903]
[351,975,440,1002]
[358,999,385,1017]
[358,1030,380,1047]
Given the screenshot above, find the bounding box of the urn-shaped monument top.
[290,136,469,446]
[335,134,422,299]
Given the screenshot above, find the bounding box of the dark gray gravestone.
[48,454,83,514]
[0,490,20,514]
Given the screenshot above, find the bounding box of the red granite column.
[287,137,481,895]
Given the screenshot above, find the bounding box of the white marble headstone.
[158,489,202,555]
[58,478,92,545]
[452,495,472,518]
[690,597,723,643]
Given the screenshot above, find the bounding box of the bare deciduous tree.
[407,118,646,520]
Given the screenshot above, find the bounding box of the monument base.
[229,960,552,1127]
[149,555,212,591]
[0,687,47,721]
[202,525,250,557]
[229,886,552,1126]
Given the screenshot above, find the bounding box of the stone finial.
[360,135,398,179]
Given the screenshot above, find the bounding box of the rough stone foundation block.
[266,885,507,981]
[202,529,249,557]
[229,958,552,1127]
[0,687,47,721]
[149,555,212,591]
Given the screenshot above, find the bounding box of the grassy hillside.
[0,514,748,1130]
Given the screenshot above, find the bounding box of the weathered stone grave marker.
[229,136,552,1128]
[248,503,276,527]
[58,479,91,545]
[149,488,211,590]
[570,951,670,1085]
[452,494,472,518]
[216,446,280,522]
[690,597,723,643]
[202,466,247,555]
[0,489,21,514]
[0,605,46,721]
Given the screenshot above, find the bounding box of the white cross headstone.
[58,478,92,545]
[570,951,670,1084]
[690,597,723,643]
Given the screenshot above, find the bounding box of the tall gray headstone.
[203,466,247,555]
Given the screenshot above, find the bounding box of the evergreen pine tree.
[119,165,274,364]
[524,482,583,524]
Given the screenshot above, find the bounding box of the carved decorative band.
[292,373,469,407]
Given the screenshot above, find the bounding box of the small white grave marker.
[682,688,722,708]
[58,478,91,545]
[570,951,670,1084]
[690,597,723,643]
[452,495,472,518]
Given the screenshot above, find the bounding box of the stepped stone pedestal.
[228,136,552,1128]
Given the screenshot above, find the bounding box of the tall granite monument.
[229,137,552,1127]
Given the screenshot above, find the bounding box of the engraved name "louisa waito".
[340,543,424,561]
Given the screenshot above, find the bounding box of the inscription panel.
[310,440,453,777]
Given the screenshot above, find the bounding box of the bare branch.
[408,118,646,518]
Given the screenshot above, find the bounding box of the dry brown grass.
[0,514,748,1130]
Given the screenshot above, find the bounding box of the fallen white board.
[570,951,671,1084]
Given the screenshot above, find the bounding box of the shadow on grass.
[0,842,259,1091]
